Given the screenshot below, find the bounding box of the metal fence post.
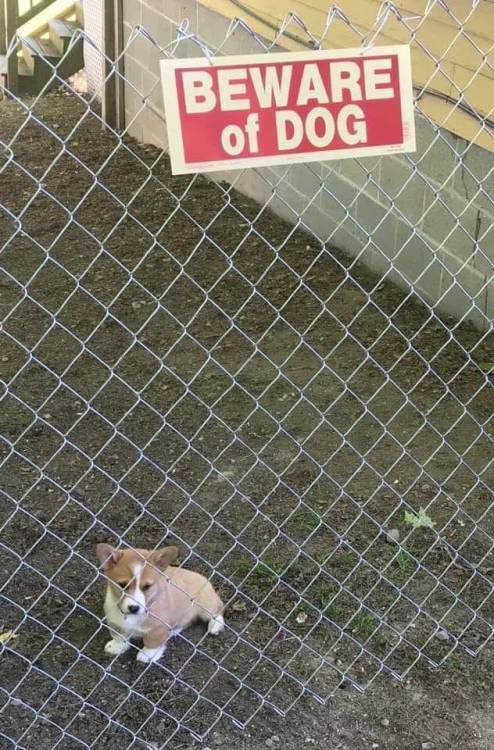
[0,0,6,55]
[4,0,18,94]
[102,0,116,128]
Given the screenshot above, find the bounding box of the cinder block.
[219,24,267,56]
[422,189,478,260]
[144,0,188,26]
[412,114,436,156]
[474,219,494,277]
[356,191,388,234]
[298,200,342,244]
[141,125,167,151]
[486,285,494,326]
[197,4,235,50]
[123,21,133,48]
[330,214,368,257]
[270,175,313,218]
[453,140,494,202]
[377,156,410,199]
[314,161,337,180]
[415,129,461,189]
[353,242,390,278]
[339,156,381,199]
[285,164,323,203]
[136,31,163,79]
[124,23,152,63]
[312,187,349,243]
[227,170,274,215]
[473,245,494,279]
[141,67,163,110]
[378,157,428,225]
[369,211,400,262]
[126,118,143,144]
[124,73,144,116]
[137,104,167,150]
[393,230,442,306]
[177,0,200,29]
[469,189,494,224]
[437,248,488,329]
[123,0,142,29]
[320,173,360,216]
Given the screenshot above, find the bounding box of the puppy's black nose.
[128,604,140,614]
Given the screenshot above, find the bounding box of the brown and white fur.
[96,544,225,663]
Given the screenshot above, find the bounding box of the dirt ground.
[0,88,493,750]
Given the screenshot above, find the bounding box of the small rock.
[232,600,246,612]
[218,470,235,480]
[435,630,450,642]
[1,356,8,362]
[296,611,308,624]
[131,301,141,310]
[421,483,431,492]
[271,736,280,744]
[372,744,379,749]
[265,740,274,748]
[421,743,434,750]
[381,718,389,727]
[386,528,400,543]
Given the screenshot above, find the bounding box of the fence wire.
[0,1,493,749]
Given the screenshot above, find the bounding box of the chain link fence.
[1,1,493,748]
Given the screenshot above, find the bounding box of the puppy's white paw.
[104,638,129,656]
[137,645,165,664]
[208,614,225,635]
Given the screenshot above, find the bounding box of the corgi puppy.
[96,543,225,663]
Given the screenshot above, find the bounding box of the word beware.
[161,47,415,174]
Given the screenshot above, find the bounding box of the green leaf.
[479,362,494,374]
[0,630,18,644]
[404,507,436,529]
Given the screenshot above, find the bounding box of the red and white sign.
[160,46,415,175]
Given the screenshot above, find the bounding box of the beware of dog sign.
[160,46,415,175]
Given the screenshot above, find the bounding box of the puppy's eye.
[142,583,152,591]
[117,581,129,589]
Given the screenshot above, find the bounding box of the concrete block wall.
[120,0,494,330]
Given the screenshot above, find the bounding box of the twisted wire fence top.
[0,1,493,748]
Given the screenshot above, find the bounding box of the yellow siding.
[201,0,494,152]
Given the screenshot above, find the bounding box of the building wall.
[121,0,493,330]
[196,0,494,155]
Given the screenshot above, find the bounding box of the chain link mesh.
[0,1,493,748]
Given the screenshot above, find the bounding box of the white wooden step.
[22,35,60,73]
[74,0,84,25]
[49,18,80,53]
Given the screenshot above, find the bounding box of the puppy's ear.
[96,543,121,570]
[149,546,179,570]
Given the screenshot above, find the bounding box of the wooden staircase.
[1,0,84,96]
